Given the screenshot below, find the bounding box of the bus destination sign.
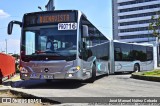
[39,14,70,24]
[24,11,76,27]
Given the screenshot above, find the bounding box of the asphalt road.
[4,73,160,98]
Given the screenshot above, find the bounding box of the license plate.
[41,74,54,79]
[30,73,38,78]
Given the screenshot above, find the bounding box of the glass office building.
[112,0,160,43]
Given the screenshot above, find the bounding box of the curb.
[0,88,10,93]
[0,74,61,105]
[9,89,61,104]
[131,73,160,82]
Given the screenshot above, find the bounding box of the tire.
[134,64,140,72]
[87,64,96,83]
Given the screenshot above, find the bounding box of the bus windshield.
[22,26,77,61]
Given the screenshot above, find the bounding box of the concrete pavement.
[5,74,160,97]
[1,73,160,104]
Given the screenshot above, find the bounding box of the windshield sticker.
[58,23,77,30]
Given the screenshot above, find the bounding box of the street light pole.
[5,39,7,54]
[38,6,44,11]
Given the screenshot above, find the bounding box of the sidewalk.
[0,73,21,91]
[3,73,21,82]
[0,75,60,105]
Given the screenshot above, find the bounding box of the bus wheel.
[88,64,96,83]
[134,64,140,72]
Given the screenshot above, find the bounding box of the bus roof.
[113,40,153,47]
[24,10,81,16]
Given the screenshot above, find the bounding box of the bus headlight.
[20,67,28,73]
[67,66,81,74]
[76,66,81,70]
[72,66,81,72]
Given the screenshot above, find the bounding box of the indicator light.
[76,66,81,70]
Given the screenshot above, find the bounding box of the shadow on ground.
[113,72,132,75]
[3,80,86,89]
[2,74,108,89]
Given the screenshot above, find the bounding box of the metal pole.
[5,39,7,54]
[157,37,159,67]
[157,10,160,67]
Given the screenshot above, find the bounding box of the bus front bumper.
[20,70,91,81]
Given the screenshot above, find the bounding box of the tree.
[12,54,20,59]
[149,11,160,67]
[149,11,160,37]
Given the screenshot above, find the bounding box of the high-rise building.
[112,0,160,43]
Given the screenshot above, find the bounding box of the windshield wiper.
[33,50,76,57]
[32,51,62,56]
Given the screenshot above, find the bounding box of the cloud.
[0,9,10,19]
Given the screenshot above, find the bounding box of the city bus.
[7,10,153,83]
[8,10,110,82]
[109,41,154,74]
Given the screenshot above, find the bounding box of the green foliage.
[143,70,160,76]
[12,54,20,59]
[149,11,160,37]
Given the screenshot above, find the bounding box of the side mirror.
[82,25,89,37]
[7,21,22,35]
[8,21,13,35]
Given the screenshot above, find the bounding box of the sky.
[0,0,112,54]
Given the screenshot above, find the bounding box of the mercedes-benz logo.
[44,68,49,73]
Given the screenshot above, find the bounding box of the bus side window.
[115,47,122,61]
[147,47,153,61]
